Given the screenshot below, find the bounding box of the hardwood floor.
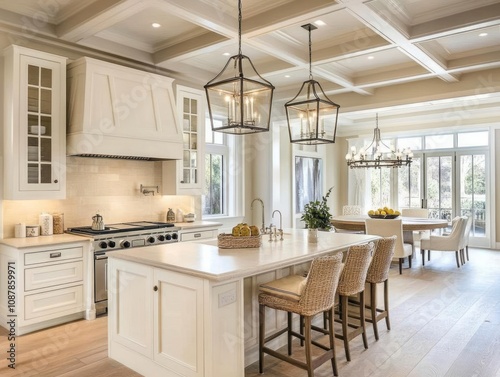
[1,247,499,377]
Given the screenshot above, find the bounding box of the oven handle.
[95,254,108,260]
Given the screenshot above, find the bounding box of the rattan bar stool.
[258,254,344,377]
[365,236,396,341]
[332,242,374,362]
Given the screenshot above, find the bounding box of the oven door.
[94,253,108,304]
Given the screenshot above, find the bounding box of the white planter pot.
[308,228,318,243]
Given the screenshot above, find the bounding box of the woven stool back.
[338,242,374,296]
[299,253,344,316]
[366,236,396,284]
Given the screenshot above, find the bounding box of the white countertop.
[108,230,379,281]
[0,233,91,248]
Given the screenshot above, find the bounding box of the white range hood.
[66,57,182,160]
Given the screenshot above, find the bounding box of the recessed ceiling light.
[285,75,291,78]
[479,32,488,37]
[314,20,326,26]
[223,52,230,56]
[152,23,161,28]
[367,56,375,60]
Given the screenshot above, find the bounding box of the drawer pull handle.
[50,252,62,258]
[194,233,202,238]
[153,286,158,292]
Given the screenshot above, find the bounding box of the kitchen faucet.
[272,210,284,241]
[251,198,266,235]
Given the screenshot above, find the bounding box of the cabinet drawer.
[180,229,217,242]
[25,261,83,291]
[25,246,83,265]
[24,285,83,320]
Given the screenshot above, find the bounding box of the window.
[203,119,227,216]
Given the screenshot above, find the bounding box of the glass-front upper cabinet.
[3,45,67,199]
[182,96,199,186]
[162,86,205,195]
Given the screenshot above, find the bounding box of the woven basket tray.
[218,233,262,249]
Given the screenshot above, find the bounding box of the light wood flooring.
[1,247,500,377]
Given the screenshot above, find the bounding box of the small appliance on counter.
[184,213,196,222]
[92,213,105,230]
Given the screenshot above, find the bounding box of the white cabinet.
[3,45,67,199]
[0,241,89,335]
[162,86,205,195]
[108,258,205,377]
[66,57,182,160]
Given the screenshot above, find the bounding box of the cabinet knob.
[153,286,158,292]
[54,179,58,183]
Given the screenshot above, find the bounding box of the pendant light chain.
[238,0,242,56]
[308,25,313,80]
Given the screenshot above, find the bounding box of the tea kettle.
[92,213,105,230]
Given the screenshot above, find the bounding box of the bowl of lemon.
[368,207,401,219]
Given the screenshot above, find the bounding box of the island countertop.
[108,229,379,281]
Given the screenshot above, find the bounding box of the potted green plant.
[301,187,333,242]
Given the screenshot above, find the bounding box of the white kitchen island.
[107,230,379,377]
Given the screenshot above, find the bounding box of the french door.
[399,150,489,247]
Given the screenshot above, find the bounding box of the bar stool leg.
[304,316,314,377]
[340,295,351,361]
[370,282,379,341]
[287,312,292,355]
[327,307,339,376]
[259,304,265,373]
[360,291,368,349]
[384,279,391,330]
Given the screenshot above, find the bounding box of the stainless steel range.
[67,221,180,315]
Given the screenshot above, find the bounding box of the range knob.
[120,240,131,248]
[157,235,165,242]
[108,240,116,248]
[147,236,155,244]
[165,234,172,241]
[172,233,178,240]
[98,241,108,249]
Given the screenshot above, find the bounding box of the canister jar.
[53,213,64,234]
[39,213,53,236]
[26,225,40,237]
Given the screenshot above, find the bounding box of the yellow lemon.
[240,224,251,237]
[368,210,375,215]
[232,225,241,237]
[380,210,387,215]
[394,210,401,215]
[388,208,394,215]
[250,225,260,236]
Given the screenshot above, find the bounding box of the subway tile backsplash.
[3,157,200,238]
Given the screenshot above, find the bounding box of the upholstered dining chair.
[461,215,473,261]
[401,208,429,256]
[420,216,467,268]
[365,218,413,274]
[365,236,396,341]
[258,254,344,377]
[342,205,362,215]
[335,205,364,234]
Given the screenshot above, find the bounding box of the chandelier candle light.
[285,23,340,145]
[204,0,275,134]
[346,114,413,168]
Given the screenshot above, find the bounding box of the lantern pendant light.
[204,0,275,134]
[285,24,340,145]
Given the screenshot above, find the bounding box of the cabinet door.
[162,86,205,195]
[4,46,66,200]
[108,258,154,358]
[153,269,204,377]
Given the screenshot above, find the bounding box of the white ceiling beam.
[341,0,460,83]
[57,0,149,42]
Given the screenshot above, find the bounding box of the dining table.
[330,215,449,233]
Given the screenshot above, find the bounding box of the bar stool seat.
[258,254,344,377]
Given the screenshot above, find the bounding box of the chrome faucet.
[272,210,284,241]
[251,198,266,234]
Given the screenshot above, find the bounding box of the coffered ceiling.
[1,0,499,136]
